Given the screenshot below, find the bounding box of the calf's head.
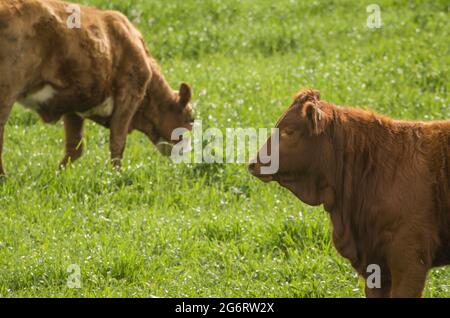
[132,83,195,156]
[249,88,333,206]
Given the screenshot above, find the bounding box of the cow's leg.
[0,88,16,177]
[389,264,427,298]
[108,51,151,168]
[109,93,143,168]
[388,241,429,298]
[0,122,7,177]
[0,99,15,176]
[60,113,85,168]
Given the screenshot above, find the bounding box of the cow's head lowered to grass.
[249,88,334,207]
[0,0,198,172]
[132,82,195,156]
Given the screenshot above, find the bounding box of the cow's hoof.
[59,153,82,170]
[111,159,122,170]
[58,158,71,170]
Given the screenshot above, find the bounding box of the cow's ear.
[178,83,192,108]
[304,102,325,135]
[296,88,321,106]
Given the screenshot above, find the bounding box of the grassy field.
[0,0,449,297]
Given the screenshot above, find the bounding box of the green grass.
[0,0,449,297]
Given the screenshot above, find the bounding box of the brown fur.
[250,88,450,298]
[0,0,194,173]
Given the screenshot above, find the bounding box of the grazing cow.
[249,88,450,298]
[0,0,194,174]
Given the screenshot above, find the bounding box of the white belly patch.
[77,97,114,118]
[18,85,114,118]
[18,84,56,111]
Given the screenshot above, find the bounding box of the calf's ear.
[179,83,192,107]
[304,102,325,135]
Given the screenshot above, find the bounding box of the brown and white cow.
[0,0,194,174]
[249,88,450,298]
